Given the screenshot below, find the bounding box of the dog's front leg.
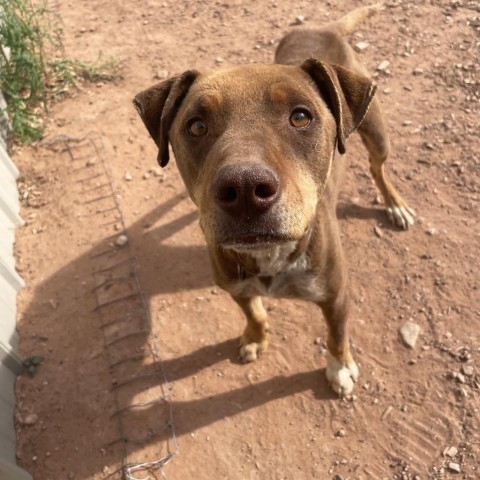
[318,289,359,397]
[232,295,270,363]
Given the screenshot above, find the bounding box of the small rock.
[23,414,38,425]
[115,235,129,247]
[335,428,346,437]
[377,60,390,71]
[143,173,150,180]
[294,15,305,24]
[355,41,369,52]
[456,372,466,384]
[444,446,458,457]
[426,228,437,236]
[124,172,133,181]
[374,226,383,238]
[413,67,424,75]
[150,167,164,177]
[155,70,169,80]
[400,322,420,349]
[448,462,461,473]
[403,120,413,126]
[383,88,392,95]
[461,365,474,376]
[215,56,224,64]
[314,337,322,345]
[86,159,96,167]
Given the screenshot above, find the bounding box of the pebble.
[335,428,346,437]
[444,446,458,457]
[355,41,369,52]
[461,365,474,376]
[448,462,461,473]
[124,172,133,181]
[400,321,420,349]
[143,173,150,180]
[413,67,424,75]
[115,235,129,247]
[215,56,224,64]
[23,413,38,425]
[150,167,164,177]
[295,15,305,24]
[377,60,390,71]
[374,226,383,238]
[426,228,437,236]
[155,70,169,80]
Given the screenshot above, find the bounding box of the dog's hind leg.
[358,97,415,229]
[233,295,270,363]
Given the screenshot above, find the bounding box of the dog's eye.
[188,119,208,137]
[290,109,312,129]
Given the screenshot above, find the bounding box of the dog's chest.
[231,243,325,302]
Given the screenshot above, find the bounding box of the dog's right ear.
[133,70,199,167]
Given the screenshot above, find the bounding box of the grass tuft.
[0,0,118,144]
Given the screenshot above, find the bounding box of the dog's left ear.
[133,70,199,167]
[301,58,377,155]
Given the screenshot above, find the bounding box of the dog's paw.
[238,336,268,363]
[325,352,359,397]
[386,204,416,230]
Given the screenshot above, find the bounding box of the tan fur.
[133,4,415,396]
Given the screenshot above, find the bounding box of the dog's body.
[134,4,414,396]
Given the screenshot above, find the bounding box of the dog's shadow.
[337,201,403,232]
[18,191,338,478]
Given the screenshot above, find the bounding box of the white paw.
[239,338,267,363]
[387,205,416,230]
[325,352,359,397]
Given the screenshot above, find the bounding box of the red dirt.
[13,1,479,479]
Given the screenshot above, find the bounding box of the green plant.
[0,0,119,144]
[0,0,51,142]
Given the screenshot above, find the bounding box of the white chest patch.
[230,242,326,302]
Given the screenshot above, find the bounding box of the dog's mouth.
[219,232,294,251]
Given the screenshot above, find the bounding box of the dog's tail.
[324,3,384,36]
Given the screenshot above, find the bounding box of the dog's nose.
[212,164,280,218]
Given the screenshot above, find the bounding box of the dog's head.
[134,59,376,251]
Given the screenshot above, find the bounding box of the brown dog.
[133,4,414,396]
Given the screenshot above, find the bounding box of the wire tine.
[105,328,150,347]
[83,182,111,193]
[92,257,132,274]
[92,274,133,293]
[87,206,117,217]
[90,247,118,259]
[83,194,115,205]
[111,399,167,418]
[109,352,150,368]
[94,291,140,311]
[99,219,121,228]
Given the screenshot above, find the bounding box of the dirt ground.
[12,0,480,479]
